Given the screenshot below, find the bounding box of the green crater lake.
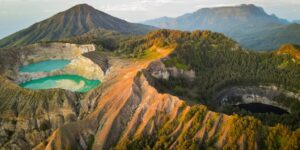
[20,75,100,92]
[20,60,70,72]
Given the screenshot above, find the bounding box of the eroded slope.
[0,43,105,149]
[1,30,300,150]
[35,30,300,149]
[39,51,300,150]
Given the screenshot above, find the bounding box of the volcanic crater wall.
[0,42,105,83]
[0,42,107,149]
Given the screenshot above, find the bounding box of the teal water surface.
[20,60,70,72]
[20,74,100,92]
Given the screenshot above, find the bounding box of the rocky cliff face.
[0,43,97,79]
[25,47,299,150]
[18,43,96,66]
[215,85,300,113]
[0,75,82,149]
[14,43,104,83]
[146,60,196,81]
[0,43,299,149]
[0,43,105,149]
[34,59,299,150]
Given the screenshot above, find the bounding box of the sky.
[0,0,300,38]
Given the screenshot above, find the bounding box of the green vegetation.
[121,30,300,130]
[160,43,300,103]
[114,105,209,150]
[0,27,299,149]
[138,30,300,101]
[224,116,300,150]
[42,29,300,131]
[39,122,50,131]
[274,94,300,114]
[114,105,300,149]
[164,57,189,70]
[87,135,95,150]
[60,29,129,51]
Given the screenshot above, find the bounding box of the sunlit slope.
[36,30,300,150]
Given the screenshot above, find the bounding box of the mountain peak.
[240,4,258,7]
[0,4,156,48]
[195,3,266,16]
[71,3,94,9]
[143,4,293,50]
[66,3,96,14]
[239,4,265,13]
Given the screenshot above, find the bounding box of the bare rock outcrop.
[39,49,299,150]
[11,43,104,83]
[0,45,299,150]
[0,43,105,149]
[215,85,300,113]
[147,60,195,81]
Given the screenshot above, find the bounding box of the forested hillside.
[111,29,300,130]
[110,30,300,149]
[0,28,299,149]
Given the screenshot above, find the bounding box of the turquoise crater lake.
[20,60,71,72]
[20,75,100,92]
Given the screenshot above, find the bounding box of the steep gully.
[35,45,299,149]
[38,46,177,149]
[0,43,298,149]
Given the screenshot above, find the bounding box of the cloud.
[0,11,8,15]
[42,9,53,13]
[99,0,180,12]
[100,3,148,12]
[195,3,241,9]
[101,5,148,12]
[142,0,180,4]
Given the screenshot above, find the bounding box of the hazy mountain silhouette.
[143,4,300,50]
[0,4,156,48]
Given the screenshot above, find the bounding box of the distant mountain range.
[1,4,299,51]
[293,20,300,24]
[143,4,300,51]
[0,4,156,48]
